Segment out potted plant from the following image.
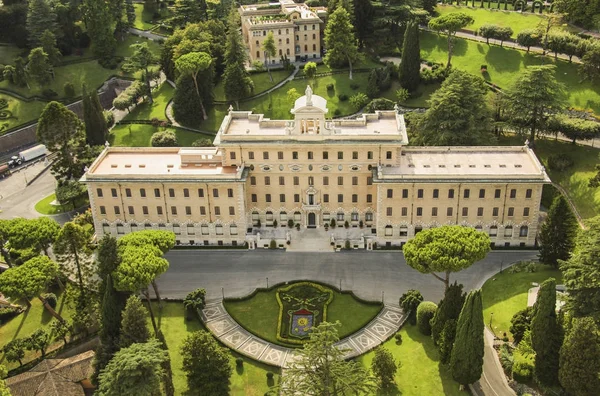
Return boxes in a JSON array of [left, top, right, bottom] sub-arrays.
[[256, 219, 261, 228], [295, 223, 300, 230], [359, 220, 364, 228], [273, 219, 278, 228], [288, 219, 294, 228], [330, 219, 336, 228], [344, 220, 349, 229]]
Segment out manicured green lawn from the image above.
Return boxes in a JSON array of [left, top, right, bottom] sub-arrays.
[[357, 325, 468, 396], [133, 3, 156, 31], [0, 290, 75, 370], [0, 95, 46, 133], [114, 34, 163, 58], [435, 5, 557, 38], [151, 302, 279, 396], [109, 123, 211, 147], [499, 134, 600, 219], [224, 285, 382, 348], [123, 83, 173, 121], [35, 193, 89, 215], [213, 69, 292, 102], [420, 31, 600, 114], [481, 262, 562, 341]]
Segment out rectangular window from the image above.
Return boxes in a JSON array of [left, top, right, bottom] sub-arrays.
[[171, 206, 177, 215], [352, 176, 358, 186], [338, 151, 343, 160], [323, 176, 329, 185], [323, 151, 328, 160], [200, 206, 206, 215], [495, 188, 501, 199], [114, 206, 120, 215], [386, 151, 392, 160], [293, 176, 299, 186], [154, 188, 161, 198], [280, 194, 285, 203], [230, 152, 236, 160], [323, 194, 329, 203], [293, 151, 298, 160], [366, 194, 372, 203], [111, 188, 117, 198], [169, 188, 175, 198], [526, 189, 532, 198], [523, 207, 530, 216], [264, 177, 270, 186], [417, 189, 423, 198], [229, 206, 235, 215], [464, 189, 470, 199], [198, 188, 204, 197], [227, 188, 233, 198], [128, 206, 134, 215], [140, 188, 146, 198], [294, 194, 300, 203], [157, 206, 163, 215], [447, 207, 453, 217], [386, 207, 392, 216], [432, 207, 438, 217], [338, 176, 343, 186], [143, 206, 148, 215], [367, 151, 373, 160], [100, 206, 106, 215], [433, 189, 439, 199], [448, 189, 455, 199], [185, 206, 191, 215], [462, 207, 468, 216], [367, 177, 373, 185], [250, 177, 256, 186], [248, 151, 254, 160], [386, 189, 393, 198], [213, 188, 219, 198], [308, 151, 313, 160], [416, 207, 423, 216], [402, 189, 408, 199], [263, 151, 269, 160], [96, 188, 103, 197], [251, 194, 257, 203], [338, 194, 343, 203], [479, 189, 485, 199], [510, 189, 517, 199], [477, 207, 484, 216], [125, 188, 132, 198], [352, 151, 358, 160], [183, 188, 189, 198], [508, 207, 514, 217], [278, 151, 283, 160], [214, 206, 221, 216], [266, 194, 271, 203], [402, 207, 408, 216], [352, 194, 358, 203], [493, 207, 499, 216]]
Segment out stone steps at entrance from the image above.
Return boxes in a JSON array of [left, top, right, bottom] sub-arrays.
[[287, 227, 334, 252]]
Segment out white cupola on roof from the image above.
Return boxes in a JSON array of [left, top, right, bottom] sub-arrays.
[[291, 85, 328, 114]]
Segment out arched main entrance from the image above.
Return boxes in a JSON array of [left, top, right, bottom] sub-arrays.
[[307, 213, 316, 228]]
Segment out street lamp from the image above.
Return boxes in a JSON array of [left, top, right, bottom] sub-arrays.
[[266, 277, 269, 288], [489, 312, 494, 336]]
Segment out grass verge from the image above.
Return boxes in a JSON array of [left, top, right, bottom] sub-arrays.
[[123, 83, 174, 121], [34, 193, 89, 215]]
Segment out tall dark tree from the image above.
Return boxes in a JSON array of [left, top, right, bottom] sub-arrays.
[[26, 0, 59, 47], [353, 0, 374, 47], [172, 75, 203, 127], [40, 30, 61, 66], [559, 317, 600, 395], [125, 0, 135, 27], [560, 216, 600, 322], [119, 295, 150, 348], [84, 0, 116, 61], [27, 48, 53, 86], [538, 195, 578, 267], [450, 289, 484, 387], [399, 289, 423, 325], [0, 2, 28, 48], [530, 278, 562, 386], [171, 0, 207, 28], [223, 7, 253, 108], [82, 86, 109, 146], [122, 43, 158, 104], [431, 282, 466, 347], [324, 7, 362, 79], [399, 20, 421, 92]]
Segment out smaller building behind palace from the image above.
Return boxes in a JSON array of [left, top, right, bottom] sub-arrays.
[[81, 86, 551, 249]]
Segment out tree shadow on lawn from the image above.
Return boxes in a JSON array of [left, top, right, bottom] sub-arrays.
[[485, 46, 521, 73], [8, 305, 31, 343], [403, 324, 439, 362]]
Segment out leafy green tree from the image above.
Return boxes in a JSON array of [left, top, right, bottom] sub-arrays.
[[26, 0, 59, 47], [431, 282, 465, 346], [125, 0, 135, 27], [350, 92, 369, 110], [0, 219, 16, 267], [97, 340, 168, 396], [399, 20, 420, 92], [554, 0, 600, 30], [40, 30, 61, 66], [580, 41, 600, 82], [151, 130, 178, 147], [371, 347, 398, 389], [548, 113, 600, 143], [82, 85, 108, 146], [261, 31, 277, 82], [183, 288, 206, 313], [450, 289, 484, 387], [399, 289, 423, 325], [281, 321, 376, 395], [119, 295, 150, 348], [538, 195, 578, 267], [478, 24, 500, 45], [37, 101, 86, 181], [13, 57, 27, 88], [438, 319, 457, 364], [366, 69, 380, 98], [3, 339, 26, 367], [559, 317, 600, 395], [6, 217, 60, 257], [509, 307, 533, 345], [0, 364, 11, 396], [403, 225, 490, 290], [26, 328, 51, 358], [56, 180, 86, 210], [172, 75, 204, 126], [96, 235, 121, 291], [504, 65, 567, 145], [54, 222, 91, 305], [50, 319, 70, 346], [287, 88, 301, 105], [530, 278, 562, 386], [223, 8, 253, 108], [353, 0, 374, 47], [428, 12, 474, 67], [414, 69, 492, 146], [171, 0, 206, 28], [180, 330, 232, 395], [27, 47, 53, 86], [84, 0, 116, 61], [494, 26, 513, 48], [304, 61, 317, 79], [516, 29, 542, 53], [324, 7, 363, 79], [175, 52, 212, 120], [122, 43, 158, 104], [416, 301, 437, 336]]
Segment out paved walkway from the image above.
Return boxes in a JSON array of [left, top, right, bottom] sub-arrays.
[[200, 300, 405, 367], [128, 27, 164, 41]]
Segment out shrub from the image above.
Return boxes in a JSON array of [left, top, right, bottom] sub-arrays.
[[338, 93, 348, 102], [99, 57, 118, 69], [41, 88, 58, 99], [266, 372, 274, 380], [41, 293, 57, 309], [183, 288, 206, 312], [344, 220, 349, 228], [499, 344, 514, 375], [0, 307, 21, 323], [295, 223, 300, 230], [256, 219, 261, 228], [394, 333, 402, 344], [251, 60, 265, 72], [330, 219, 336, 228], [416, 301, 437, 335], [334, 109, 341, 116], [349, 93, 369, 111], [548, 153, 574, 171], [236, 358, 243, 368], [287, 219, 294, 228], [63, 82, 75, 97], [326, 83, 334, 91], [349, 82, 359, 90], [151, 130, 178, 147], [365, 98, 395, 113], [273, 219, 278, 227], [269, 239, 276, 249], [104, 110, 115, 128], [151, 117, 161, 127], [512, 359, 534, 383], [344, 240, 350, 249]]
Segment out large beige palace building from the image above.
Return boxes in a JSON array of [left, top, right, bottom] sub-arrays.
[[81, 87, 550, 249], [240, 0, 325, 64]]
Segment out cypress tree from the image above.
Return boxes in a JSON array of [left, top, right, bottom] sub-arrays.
[[366, 69, 379, 98], [83, 86, 108, 146], [530, 278, 562, 387], [438, 319, 457, 364], [93, 275, 123, 383], [431, 282, 466, 346], [26, 0, 59, 48], [398, 20, 421, 93], [559, 317, 600, 395], [538, 195, 578, 267], [223, 7, 253, 108], [450, 289, 484, 387], [172, 75, 203, 127], [120, 295, 150, 348]]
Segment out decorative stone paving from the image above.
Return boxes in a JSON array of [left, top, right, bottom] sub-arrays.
[[201, 301, 406, 368]]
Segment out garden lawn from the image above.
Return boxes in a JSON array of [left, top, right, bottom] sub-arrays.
[[481, 262, 562, 341], [0, 95, 46, 133], [35, 193, 89, 215], [499, 135, 600, 219], [420, 31, 600, 114], [109, 123, 212, 147], [357, 325, 468, 396], [224, 286, 382, 348], [435, 5, 557, 38], [213, 69, 292, 102], [133, 3, 156, 31], [115, 34, 163, 58], [150, 302, 279, 396], [0, 290, 75, 370], [380, 80, 440, 108], [123, 83, 173, 121]]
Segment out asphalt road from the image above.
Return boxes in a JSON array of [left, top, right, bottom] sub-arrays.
[[157, 250, 538, 303], [0, 162, 56, 220]]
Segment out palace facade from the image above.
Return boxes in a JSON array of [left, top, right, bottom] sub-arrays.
[[81, 86, 550, 248]]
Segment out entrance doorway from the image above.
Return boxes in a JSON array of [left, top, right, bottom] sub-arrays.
[[307, 213, 316, 228]]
